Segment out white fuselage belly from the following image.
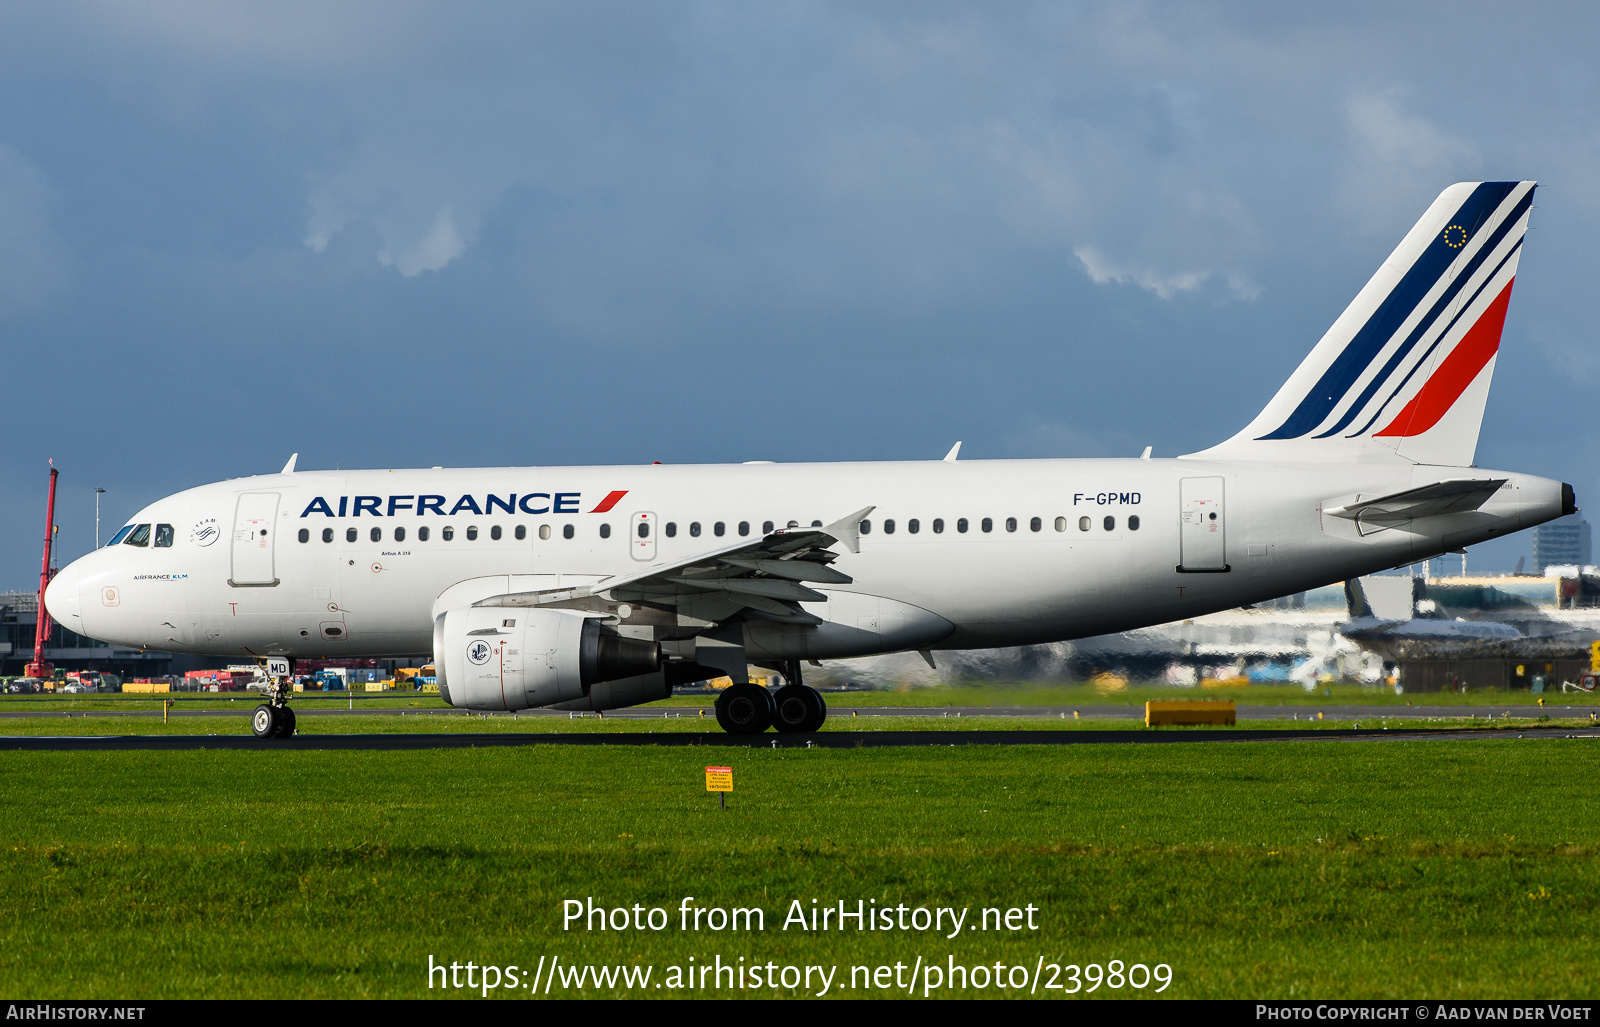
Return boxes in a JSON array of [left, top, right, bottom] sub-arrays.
[[55, 457, 1564, 665]]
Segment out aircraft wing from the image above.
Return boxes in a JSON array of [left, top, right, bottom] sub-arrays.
[[1324, 479, 1506, 529], [473, 505, 875, 625]]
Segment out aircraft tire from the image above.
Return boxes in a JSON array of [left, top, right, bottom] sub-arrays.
[[252, 703, 277, 739], [772, 684, 826, 733], [715, 683, 773, 734], [272, 706, 297, 738]]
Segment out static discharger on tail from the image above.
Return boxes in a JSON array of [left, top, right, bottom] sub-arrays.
[[44, 181, 1573, 736]]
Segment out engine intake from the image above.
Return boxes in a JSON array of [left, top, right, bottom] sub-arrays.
[[434, 607, 661, 711]]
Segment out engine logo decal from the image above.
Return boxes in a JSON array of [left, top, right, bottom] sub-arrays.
[[466, 640, 493, 666]]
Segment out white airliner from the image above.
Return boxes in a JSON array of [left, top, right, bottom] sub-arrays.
[[45, 181, 1572, 737]]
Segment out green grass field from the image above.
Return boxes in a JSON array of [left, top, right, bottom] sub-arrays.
[[0, 737, 1596, 999]]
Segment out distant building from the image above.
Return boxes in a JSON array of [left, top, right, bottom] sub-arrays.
[[1533, 514, 1591, 575]]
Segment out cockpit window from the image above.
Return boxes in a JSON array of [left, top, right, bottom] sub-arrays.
[[154, 524, 174, 548], [107, 525, 135, 546], [124, 524, 151, 547]]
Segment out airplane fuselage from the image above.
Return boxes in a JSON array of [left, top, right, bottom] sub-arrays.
[[46, 457, 1568, 667]]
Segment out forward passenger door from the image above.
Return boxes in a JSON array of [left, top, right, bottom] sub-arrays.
[[230, 493, 280, 586]]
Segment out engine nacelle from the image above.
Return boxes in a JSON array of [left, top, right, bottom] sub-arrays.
[[434, 607, 661, 711]]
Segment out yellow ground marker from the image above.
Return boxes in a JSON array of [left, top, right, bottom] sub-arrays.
[[1145, 700, 1236, 727]]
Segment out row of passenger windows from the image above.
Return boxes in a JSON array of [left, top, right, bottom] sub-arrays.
[[295, 519, 799, 544], [114, 514, 1141, 551], [293, 513, 1140, 545], [859, 515, 1138, 534], [298, 524, 564, 543]]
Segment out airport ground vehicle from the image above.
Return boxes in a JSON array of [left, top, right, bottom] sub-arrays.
[[44, 182, 1571, 736]]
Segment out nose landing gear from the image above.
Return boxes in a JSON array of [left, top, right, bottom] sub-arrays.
[[251, 658, 297, 739], [251, 702, 296, 738]]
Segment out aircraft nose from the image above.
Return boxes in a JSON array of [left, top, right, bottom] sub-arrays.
[[43, 560, 82, 631]]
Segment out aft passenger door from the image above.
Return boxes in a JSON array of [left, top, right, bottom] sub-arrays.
[[1178, 477, 1228, 572], [230, 493, 280, 586], [630, 511, 657, 561]]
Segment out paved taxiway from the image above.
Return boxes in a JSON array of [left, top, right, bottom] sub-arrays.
[[3, 726, 1599, 751], [3, 703, 1595, 720]]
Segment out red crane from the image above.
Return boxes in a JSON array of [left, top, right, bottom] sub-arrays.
[[25, 463, 58, 680]]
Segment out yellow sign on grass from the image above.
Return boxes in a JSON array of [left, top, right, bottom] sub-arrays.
[[705, 766, 733, 792]]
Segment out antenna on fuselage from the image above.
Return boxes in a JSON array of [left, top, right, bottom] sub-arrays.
[[281, 453, 298, 474], [943, 442, 961, 462]]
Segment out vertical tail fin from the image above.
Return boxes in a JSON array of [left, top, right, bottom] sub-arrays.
[[1189, 181, 1535, 466], [1344, 578, 1375, 618]]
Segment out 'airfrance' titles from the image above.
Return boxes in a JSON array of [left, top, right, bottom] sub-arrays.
[[301, 490, 628, 518]]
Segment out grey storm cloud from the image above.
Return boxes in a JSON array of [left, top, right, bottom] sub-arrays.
[[2, 1, 1599, 582]]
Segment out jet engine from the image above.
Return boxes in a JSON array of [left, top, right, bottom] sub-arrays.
[[434, 607, 661, 711]]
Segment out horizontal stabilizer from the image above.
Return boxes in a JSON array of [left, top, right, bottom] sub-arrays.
[[1324, 478, 1505, 530]]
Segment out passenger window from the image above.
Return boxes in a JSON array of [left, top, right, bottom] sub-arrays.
[[884, 519, 896, 534], [714, 522, 725, 537], [563, 524, 575, 539], [488, 525, 500, 540], [981, 518, 993, 533], [738, 521, 750, 536], [908, 519, 920, 534], [1006, 517, 1017, 533], [787, 521, 799, 529], [322, 528, 334, 543], [466, 526, 479, 541], [1129, 515, 1141, 531], [346, 527, 358, 543], [1030, 517, 1041, 532], [690, 522, 702, 537], [637, 522, 650, 538], [515, 525, 526, 540], [762, 521, 774, 534], [599, 524, 611, 539], [1079, 517, 1090, 531], [538, 525, 550, 540], [154, 524, 175, 547], [1104, 516, 1115, 531], [1055, 517, 1067, 532], [811, 520, 823, 527], [443, 526, 455, 541], [932, 518, 944, 534], [371, 527, 382, 542], [125, 524, 151, 547], [859, 520, 872, 534], [419, 526, 430, 541], [957, 518, 968, 533], [665, 522, 678, 538], [107, 525, 135, 546], [298, 528, 309, 544], [395, 526, 406, 542]]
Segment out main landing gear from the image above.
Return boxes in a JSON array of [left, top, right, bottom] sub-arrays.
[[251, 661, 297, 739], [713, 660, 826, 735]]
